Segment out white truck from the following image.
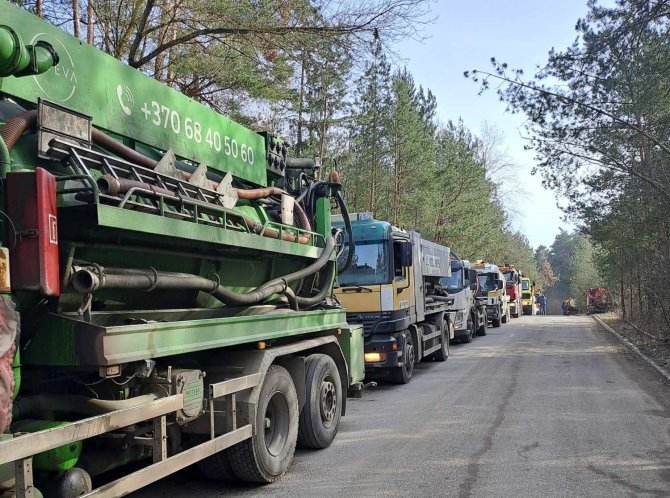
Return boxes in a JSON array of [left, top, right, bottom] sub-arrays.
[[472, 261, 510, 328], [440, 257, 487, 343]]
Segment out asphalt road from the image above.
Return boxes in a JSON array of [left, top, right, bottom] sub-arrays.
[[136, 315, 670, 497]]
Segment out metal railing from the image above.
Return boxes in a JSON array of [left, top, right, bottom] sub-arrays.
[[0, 373, 261, 497]]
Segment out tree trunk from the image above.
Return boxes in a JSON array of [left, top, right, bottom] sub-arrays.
[[296, 56, 305, 157], [73, 0, 81, 39], [86, 0, 94, 44], [36, 0, 43, 17], [620, 271, 626, 320]]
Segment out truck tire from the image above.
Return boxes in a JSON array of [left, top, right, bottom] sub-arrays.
[[228, 365, 298, 483], [297, 354, 342, 449], [391, 331, 415, 384], [432, 321, 449, 361], [513, 302, 520, 318], [462, 319, 474, 343], [477, 315, 487, 336], [492, 312, 502, 328], [198, 448, 237, 481], [501, 306, 508, 324]]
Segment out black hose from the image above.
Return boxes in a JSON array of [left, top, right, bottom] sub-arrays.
[[334, 190, 354, 274], [72, 237, 336, 307], [295, 261, 336, 308], [285, 157, 317, 170]]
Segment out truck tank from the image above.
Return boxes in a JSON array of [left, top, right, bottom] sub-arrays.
[[0, 2, 362, 495]]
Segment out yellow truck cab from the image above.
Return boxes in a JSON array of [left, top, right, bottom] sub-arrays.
[[473, 261, 510, 327], [333, 213, 452, 384], [521, 277, 536, 315]]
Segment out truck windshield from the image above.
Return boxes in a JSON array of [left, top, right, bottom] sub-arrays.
[[441, 267, 463, 292], [338, 240, 391, 286], [503, 271, 515, 283], [478, 273, 497, 292], [522, 280, 530, 290]]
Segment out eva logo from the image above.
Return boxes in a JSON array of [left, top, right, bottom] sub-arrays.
[[31, 33, 77, 103]]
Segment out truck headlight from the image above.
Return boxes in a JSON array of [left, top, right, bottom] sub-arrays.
[[364, 352, 386, 363]]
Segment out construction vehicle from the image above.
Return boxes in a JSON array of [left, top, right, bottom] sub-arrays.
[[586, 286, 611, 314], [473, 261, 510, 327], [334, 213, 452, 384], [0, 3, 365, 496], [500, 264, 522, 318], [562, 298, 578, 315], [521, 277, 536, 315], [441, 256, 487, 343]]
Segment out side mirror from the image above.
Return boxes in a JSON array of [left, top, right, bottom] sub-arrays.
[[495, 279, 504, 290], [469, 269, 478, 285], [398, 241, 412, 267], [532, 280, 536, 287], [469, 281, 477, 291]]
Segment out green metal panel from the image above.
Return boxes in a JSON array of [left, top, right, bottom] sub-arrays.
[[0, 0, 267, 185], [24, 309, 349, 366], [336, 326, 364, 384], [85, 204, 325, 260]]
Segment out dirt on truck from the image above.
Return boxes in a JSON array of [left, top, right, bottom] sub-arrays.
[[0, 3, 364, 496]]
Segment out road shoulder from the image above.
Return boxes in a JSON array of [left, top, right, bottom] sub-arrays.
[[592, 314, 670, 383]]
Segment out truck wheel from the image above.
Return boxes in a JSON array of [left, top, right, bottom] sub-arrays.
[[391, 331, 415, 384], [462, 319, 474, 343], [432, 322, 449, 361], [477, 316, 487, 336], [501, 307, 508, 324], [198, 448, 237, 481], [228, 365, 298, 483], [297, 354, 342, 449], [492, 314, 502, 328]]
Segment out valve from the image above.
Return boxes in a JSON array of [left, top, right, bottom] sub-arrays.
[[0, 25, 59, 77]]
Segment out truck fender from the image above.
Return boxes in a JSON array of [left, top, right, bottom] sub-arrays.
[[184, 336, 348, 435]]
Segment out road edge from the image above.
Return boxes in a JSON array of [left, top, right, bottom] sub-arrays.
[[592, 315, 670, 383]]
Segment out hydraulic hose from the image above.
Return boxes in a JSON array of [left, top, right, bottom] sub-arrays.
[[71, 236, 336, 307], [334, 190, 354, 274], [295, 260, 336, 307]]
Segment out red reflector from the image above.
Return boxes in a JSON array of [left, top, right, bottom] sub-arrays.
[[6, 168, 60, 296]]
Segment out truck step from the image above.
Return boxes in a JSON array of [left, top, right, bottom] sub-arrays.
[[422, 343, 442, 356], [422, 329, 442, 342]]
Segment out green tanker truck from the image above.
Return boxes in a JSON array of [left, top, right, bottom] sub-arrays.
[[0, 2, 364, 496]]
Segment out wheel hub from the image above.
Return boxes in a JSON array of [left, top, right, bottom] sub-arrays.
[[406, 344, 415, 372], [320, 378, 337, 427], [264, 391, 290, 457]]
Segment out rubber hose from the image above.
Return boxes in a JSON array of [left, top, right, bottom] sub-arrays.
[[295, 260, 336, 307], [285, 157, 316, 170], [334, 190, 354, 274], [252, 236, 335, 293], [0, 109, 37, 151], [91, 128, 158, 169], [71, 237, 335, 306]]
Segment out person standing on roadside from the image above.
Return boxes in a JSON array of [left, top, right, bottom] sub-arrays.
[[539, 293, 547, 315]]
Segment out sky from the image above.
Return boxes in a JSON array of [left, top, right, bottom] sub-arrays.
[[397, 0, 593, 249]]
